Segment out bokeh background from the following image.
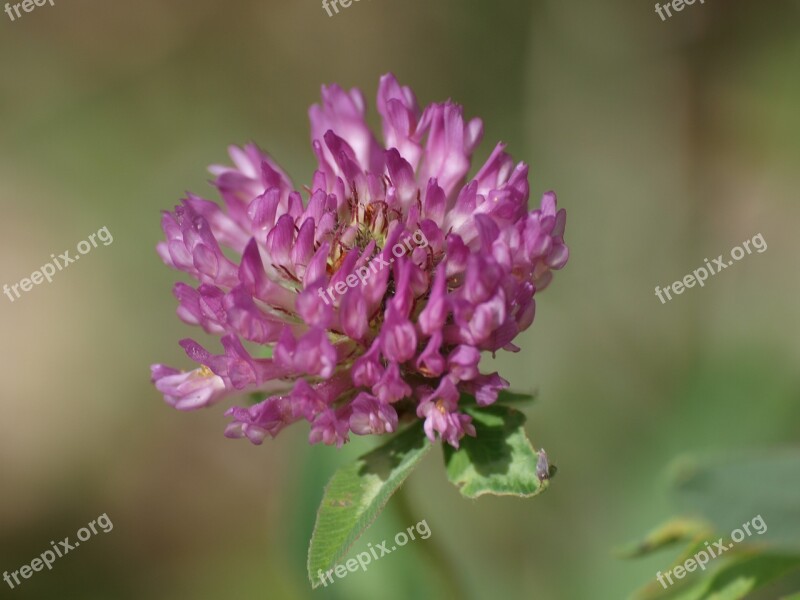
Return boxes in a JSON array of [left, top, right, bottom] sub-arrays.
[[1, 0, 799, 598]]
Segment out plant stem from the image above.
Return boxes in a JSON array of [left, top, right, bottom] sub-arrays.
[[393, 484, 470, 599]]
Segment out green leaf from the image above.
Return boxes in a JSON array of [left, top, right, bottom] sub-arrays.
[[668, 554, 800, 600], [618, 517, 711, 559], [443, 404, 552, 498], [459, 389, 537, 408], [678, 577, 753, 600], [627, 450, 800, 600], [307, 423, 432, 587], [496, 389, 538, 405], [631, 550, 800, 600], [670, 449, 800, 553]]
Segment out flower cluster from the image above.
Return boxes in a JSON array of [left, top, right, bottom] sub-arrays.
[[151, 74, 568, 449]]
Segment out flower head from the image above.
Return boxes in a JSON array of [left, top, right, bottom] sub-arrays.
[[151, 74, 568, 448]]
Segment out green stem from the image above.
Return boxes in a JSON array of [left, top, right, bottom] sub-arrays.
[[393, 484, 470, 600]]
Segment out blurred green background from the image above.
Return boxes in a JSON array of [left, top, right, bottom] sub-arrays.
[[1, 0, 799, 598]]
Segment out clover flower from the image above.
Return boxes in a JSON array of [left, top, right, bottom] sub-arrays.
[[151, 74, 568, 449]]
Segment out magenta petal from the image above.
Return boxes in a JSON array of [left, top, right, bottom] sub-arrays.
[[377, 73, 422, 169], [296, 283, 333, 329], [247, 188, 281, 231], [291, 217, 317, 276], [224, 286, 282, 343], [349, 393, 398, 435], [352, 340, 384, 387], [447, 345, 481, 381], [309, 408, 351, 448], [265, 214, 296, 271], [373, 362, 412, 404], [416, 331, 446, 377], [380, 306, 417, 363], [418, 263, 448, 335], [416, 102, 481, 198], [304, 242, 332, 288], [473, 143, 515, 195], [422, 178, 446, 226], [339, 286, 369, 341], [311, 83, 383, 175], [173, 283, 227, 334], [151, 364, 227, 410], [385, 148, 417, 210]]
